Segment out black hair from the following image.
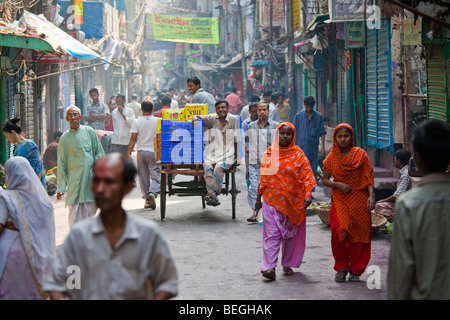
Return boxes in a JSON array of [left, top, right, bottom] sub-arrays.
[[232, 87, 238, 93], [120, 153, 137, 184], [89, 88, 99, 95], [161, 96, 172, 107], [187, 76, 201, 86], [257, 102, 269, 108], [141, 99, 154, 113], [412, 120, 450, 173], [303, 96, 315, 108], [250, 94, 261, 103], [248, 103, 258, 110], [2, 117, 22, 134], [335, 126, 352, 136], [394, 149, 411, 166], [271, 93, 279, 101], [93, 153, 137, 185], [263, 90, 272, 97], [53, 131, 63, 140], [116, 93, 126, 100], [215, 100, 229, 108]]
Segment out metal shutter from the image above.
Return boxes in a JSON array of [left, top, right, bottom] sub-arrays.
[[6, 76, 16, 159], [426, 45, 447, 122], [336, 45, 347, 124], [365, 21, 393, 151]]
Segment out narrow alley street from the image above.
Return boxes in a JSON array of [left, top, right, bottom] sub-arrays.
[[52, 153, 390, 300]]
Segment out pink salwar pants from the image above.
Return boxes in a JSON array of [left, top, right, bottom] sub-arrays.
[[261, 201, 306, 272]]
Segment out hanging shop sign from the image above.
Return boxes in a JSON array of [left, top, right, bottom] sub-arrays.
[[151, 14, 220, 44], [346, 49, 352, 69], [403, 17, 422, 46], [293, 0, 301, 31], [186, 49, 201, 67], [58, 0, 104, 39], [328, 0, 365, 22], [345, 21, 365, 48]]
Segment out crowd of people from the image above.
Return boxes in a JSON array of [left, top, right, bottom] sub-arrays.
[[1, 74, 449, 300]]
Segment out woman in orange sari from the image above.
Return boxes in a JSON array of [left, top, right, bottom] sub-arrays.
[[255, 122, 316, 280], [322, 123, 375, 282]]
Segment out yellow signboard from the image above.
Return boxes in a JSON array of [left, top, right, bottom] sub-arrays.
[[293, 0, 301, 31]]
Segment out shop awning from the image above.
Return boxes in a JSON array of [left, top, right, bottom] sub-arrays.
[[307, 14, 330, 30], [219, 52, 252, 69], [19, 10, 105, 61], [189, 62, 218, 72], [0, 33, 55, 53]]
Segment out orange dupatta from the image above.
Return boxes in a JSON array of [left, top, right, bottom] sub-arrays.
[[258, 122, 316, 226], [323, 123, 374, 243]]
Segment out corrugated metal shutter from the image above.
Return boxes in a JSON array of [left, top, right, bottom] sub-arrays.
[[26, 81, 35, 142], [5, 76, 16, 159], [365, 21, 393, 151], [70, 72, 76, 107], [336, 45, 347, 124], [426, 45, 447, 121]]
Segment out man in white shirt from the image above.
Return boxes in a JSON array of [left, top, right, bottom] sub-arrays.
[[111, 93, 135, 154], [44, 152, 178, 300], [126, 94, 141, 118], [128, 99, 160, 210]]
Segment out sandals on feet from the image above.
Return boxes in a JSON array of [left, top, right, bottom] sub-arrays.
[[334, 269, 348, 282], [247, 214, 258, 223], [282, 267, 294, 276], [206, 195, 221, 207], [348, 271, 360, 282], [262, 268, 276, 281]]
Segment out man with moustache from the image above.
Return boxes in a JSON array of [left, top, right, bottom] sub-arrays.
[[45, 153, 178, 300], [57, 106, 105, 228]]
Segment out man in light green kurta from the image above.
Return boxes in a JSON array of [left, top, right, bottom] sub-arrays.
[[57, 106, 105, 228]]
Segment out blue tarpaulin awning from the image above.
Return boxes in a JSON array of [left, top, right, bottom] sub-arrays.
[[20, 10, 106, 62]]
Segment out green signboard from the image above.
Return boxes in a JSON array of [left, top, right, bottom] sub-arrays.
[[151, 14, 220, 44]]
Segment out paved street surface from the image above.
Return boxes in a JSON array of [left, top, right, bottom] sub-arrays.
[[52, 155, 390, 300]]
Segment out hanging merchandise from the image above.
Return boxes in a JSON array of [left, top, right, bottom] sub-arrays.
[[346, 49, 352, 69]]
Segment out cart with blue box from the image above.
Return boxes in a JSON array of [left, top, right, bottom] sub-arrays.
[[157, 119, 240, 221]]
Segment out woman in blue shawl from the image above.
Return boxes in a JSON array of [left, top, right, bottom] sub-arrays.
[[0, 157, 55, 299], [2, 118, 46, 187]]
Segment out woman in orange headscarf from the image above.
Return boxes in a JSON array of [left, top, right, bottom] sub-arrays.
[[255, 122, 316, 280], [322, 123, 375, 282]]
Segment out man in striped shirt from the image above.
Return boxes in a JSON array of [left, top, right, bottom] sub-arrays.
[[293, 96, 326, 190]]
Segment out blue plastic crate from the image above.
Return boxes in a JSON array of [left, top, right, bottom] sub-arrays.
[[161, 141, 203, 164], [161, 132, 204, 143], [160, 120, 202, 134]]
